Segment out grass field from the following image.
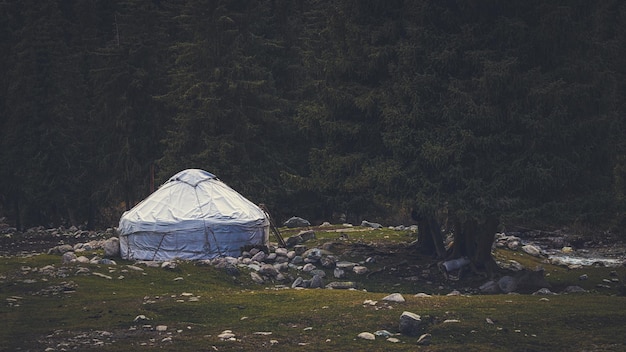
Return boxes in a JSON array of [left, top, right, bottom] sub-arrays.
[[1, 226, 625, 351]]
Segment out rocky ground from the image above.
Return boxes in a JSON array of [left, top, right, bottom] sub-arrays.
[[2, 221, 626, 351]]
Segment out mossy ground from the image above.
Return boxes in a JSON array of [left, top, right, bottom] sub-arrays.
[[1, 226, 625, 351]]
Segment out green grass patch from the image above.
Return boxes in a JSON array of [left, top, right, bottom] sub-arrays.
[[2, 227, 626, 351]]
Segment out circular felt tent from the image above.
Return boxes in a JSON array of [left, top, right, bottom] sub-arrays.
[[118, 169, 269, 261]]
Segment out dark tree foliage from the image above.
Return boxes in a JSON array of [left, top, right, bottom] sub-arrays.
[[0, 1, 624, 273]]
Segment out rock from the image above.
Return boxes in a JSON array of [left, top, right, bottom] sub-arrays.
[[218, 330, 236, 340], [382, 293, 405, 303], [93, 272, 113, 280], [293, 245, 307, 255], [251, 272, 265, 284], [302, 263, 316, 272], [522, 244, 543, 257], [325, 281, 357, 290], [251, 251, 266, 262], [479, 280, 501, 294], [274, 262, 289, 272], [49, 244, 74, 255], [353, 266, 369, 275], [265, 253, 277, 263], [320, 256, 337, 268], [310, 269, 326, 278], [336, 261, 358, 269], [291, 277, 304, 288], [361, 220, 382, 229], [416, 333, 432, 345], [333, 268, 345, 278], [259, 264, 279, 277], [222, 263, 240, 276], [134, 315, 149, 322], [99, 258, 117, 265], [103, 237, 120, 257], [399, 311, 422, 336], [532, 288, 556, 295], [357, 332, 376, 340], [562, 285, 587, 294], [275, 247, 288, 256], [303, 248, 322, 261], [155, 325, 167, 332], [283, 216, 311, 228], [309, 274, 324, 289], [62, 251, 77, 264], [498, 276, 518, 293]]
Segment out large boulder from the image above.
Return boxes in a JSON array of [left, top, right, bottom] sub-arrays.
[[399, 311, 423, 336], [283, 216, 311, 228], [104, 237, 120, 257]]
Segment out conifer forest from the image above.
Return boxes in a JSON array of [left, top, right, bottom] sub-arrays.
[[1, 0, 625, 238]]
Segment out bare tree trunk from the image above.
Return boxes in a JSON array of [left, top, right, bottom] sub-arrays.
[[449, 216, 500, 278]]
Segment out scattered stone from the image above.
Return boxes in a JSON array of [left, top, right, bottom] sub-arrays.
[[374, 330, 393, 337], [562, 285, 587, 294], [357, 332, 375, 340], [522, 244, 543, 257], [333, 268, 345, 278], [48, 244, 74, 255], [416, 333, 432, 345], [61, 251, 77, 264], [259, 264, 279, 277], [99, 258, 117, 265], [382, 293, 405, 302], [283, 216, 311, 228], [218, 330, 236, 340], [532, 288, 556, 295], [251, 251, 267, 262], [399, 311, 422, 336], [251, 272, 265, 284], [134, 315, 149, 322], [361, 220, 382, 229], [414, 293, 432, 297], [302, 263, 316, 272], [155, 325, 167, 332], [93, 272, 113, 280], [309, 274, 324, 289], [161, 261, 177, 269], [479, 280, 501, 294], [353, 266, 369, 275], [325, 281, 357, 290]]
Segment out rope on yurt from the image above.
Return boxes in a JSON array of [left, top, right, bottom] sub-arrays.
[[152, 233, 167, 261]]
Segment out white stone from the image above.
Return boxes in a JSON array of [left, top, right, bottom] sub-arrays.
[[357, 332, 375, 340], [382, 293, 405, 302], [353, 266, 369, 275], [522, 244, 542, 257]]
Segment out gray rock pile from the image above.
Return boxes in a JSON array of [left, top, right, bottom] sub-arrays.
[[199, 232, 366, 290]]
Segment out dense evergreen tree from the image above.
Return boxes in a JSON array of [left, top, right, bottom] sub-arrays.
[[0, 1, 624, 271]]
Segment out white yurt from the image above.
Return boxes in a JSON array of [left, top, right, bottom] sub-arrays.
[[118, 169, 269, 261]]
